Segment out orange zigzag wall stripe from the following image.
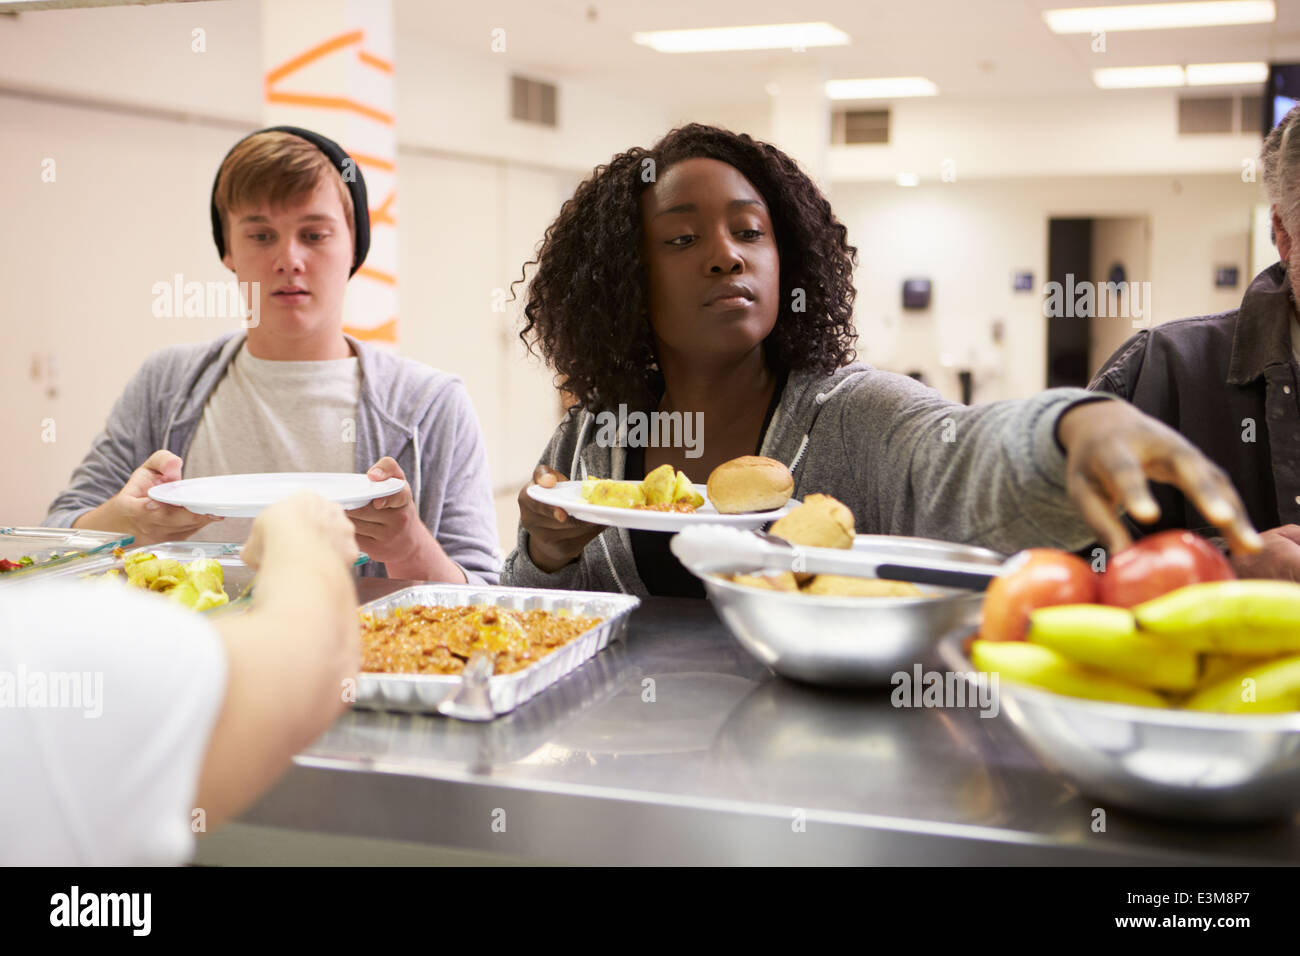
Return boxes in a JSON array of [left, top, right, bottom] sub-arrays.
[[370, 192, 396, 226], [264, 30, 394, 126], [265, 30, 362, 88], [344, 318, 398, 343], [267, 29, 399, 341]]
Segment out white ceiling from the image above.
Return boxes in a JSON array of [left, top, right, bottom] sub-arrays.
[[397, 0, 1300, 109]]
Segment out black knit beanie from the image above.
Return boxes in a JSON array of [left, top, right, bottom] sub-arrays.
[[210, 125, 370, 276]]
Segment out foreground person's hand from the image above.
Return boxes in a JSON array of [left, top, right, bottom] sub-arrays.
[[1229, 525, 1300, 581], [74, 450, 221, 545], [200, 490, 359, 832], [241, 490, 358, 572], [520, 465, 604, 573], [1056, 400, 1262, 556]]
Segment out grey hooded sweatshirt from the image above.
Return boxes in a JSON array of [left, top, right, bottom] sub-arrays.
[[501, 364, 1110, 597]]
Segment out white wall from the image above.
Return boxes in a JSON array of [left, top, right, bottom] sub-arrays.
[[834, 173, 1262, 403], [1090, 217, 1152, 378]]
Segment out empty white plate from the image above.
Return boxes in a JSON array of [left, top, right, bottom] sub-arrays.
[[148, 472, 407, 518]]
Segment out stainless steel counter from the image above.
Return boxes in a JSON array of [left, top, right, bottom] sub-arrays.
[[198, 583, 1300, 865]]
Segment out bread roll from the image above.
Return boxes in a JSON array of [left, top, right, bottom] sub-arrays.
[[706, 456, 793, 514], [729, 571, 800, 592], [768, 493, 855, 549], [802, 575, 923, 598]]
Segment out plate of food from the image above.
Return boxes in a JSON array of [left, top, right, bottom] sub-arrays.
[[526, 456, 798, 532], [147, 472, 406, 518]]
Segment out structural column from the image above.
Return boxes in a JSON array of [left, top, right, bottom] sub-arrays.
[[261, 0, 398, 344]]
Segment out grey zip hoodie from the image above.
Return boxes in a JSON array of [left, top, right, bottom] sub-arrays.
[[42, 332, 501, 583], [501, 364, 1109, 596]]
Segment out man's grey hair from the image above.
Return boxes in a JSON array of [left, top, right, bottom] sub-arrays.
[[1262, 103, 1300, 241]]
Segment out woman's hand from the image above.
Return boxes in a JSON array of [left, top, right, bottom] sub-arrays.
[[1057, 400, 1262, 556], [242, 490, 358, 572], [519, 465, 603, 573]]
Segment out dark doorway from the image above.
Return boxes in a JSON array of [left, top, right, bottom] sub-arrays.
[[1046, 218, 1092, 388]]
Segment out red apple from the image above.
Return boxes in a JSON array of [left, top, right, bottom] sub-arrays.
[[980, 549, 1098, 642], [1098, 530, 1235, 608]]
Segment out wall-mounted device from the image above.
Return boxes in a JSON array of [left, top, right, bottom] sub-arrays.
[[1215, 266, 1239, 288], [902, 278, 931, 310]]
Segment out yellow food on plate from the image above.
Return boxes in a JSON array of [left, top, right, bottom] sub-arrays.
[[706, 456, 793, 514], [642, 463, 677, 505], [768, 493, 855, 549], [584, 478, 647, 509], [672, 469, 705, 509], [580, 463, 704, 512]]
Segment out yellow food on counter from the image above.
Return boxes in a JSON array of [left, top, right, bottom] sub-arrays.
[[106, 551, 229, 611]]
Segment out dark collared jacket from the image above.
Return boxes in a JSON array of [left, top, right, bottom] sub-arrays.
[[1089, 263, 1300, 537]]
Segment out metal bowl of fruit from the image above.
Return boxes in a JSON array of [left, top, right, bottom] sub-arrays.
[[950, 534, 1300, 822]]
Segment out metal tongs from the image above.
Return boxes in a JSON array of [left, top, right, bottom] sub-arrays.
[[671, 525, 1016, 591], [438, 650, 499, 721]]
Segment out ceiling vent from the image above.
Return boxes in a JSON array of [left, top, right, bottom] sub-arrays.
[[511, 75, 557, 127], [832, 108, 890, 144], [1178, 93, 1261, 135]]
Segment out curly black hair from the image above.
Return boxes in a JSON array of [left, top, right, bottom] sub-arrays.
[[515, 123, 859, 412]]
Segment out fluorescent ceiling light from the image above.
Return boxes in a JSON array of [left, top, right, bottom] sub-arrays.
[[1093, 65, 1186, 88], [826, 77, 939, 100], [896, 173, 920, 187], [632, 22, 850, 53], [1186, 61, 1268, 85], [1094, 61, 1268, 88], [0, 0, 196, 9], [1044, 1, 1275, 33]]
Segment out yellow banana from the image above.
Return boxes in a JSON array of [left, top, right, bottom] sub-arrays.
[[1183, 653, 1300, 714], [1134, 580, 1300, 654], [1028, 604, 1198, 691], [1194, 653, 1279, 690], [971, 640, 1167, 708]]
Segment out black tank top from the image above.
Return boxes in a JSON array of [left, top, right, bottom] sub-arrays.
[[625, 374, 788, 598]]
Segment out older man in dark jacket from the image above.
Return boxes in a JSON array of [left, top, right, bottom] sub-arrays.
[[1090, 106, 1300, 579]]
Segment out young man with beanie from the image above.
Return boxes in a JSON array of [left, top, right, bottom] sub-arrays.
[[44, 127, 500, 583]]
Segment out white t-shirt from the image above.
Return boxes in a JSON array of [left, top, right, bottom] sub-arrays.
[[184, 344, 362, 542], [0, 581, 226, 865]]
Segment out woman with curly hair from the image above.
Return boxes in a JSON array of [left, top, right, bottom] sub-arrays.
[[503, 124, 1258, 597]]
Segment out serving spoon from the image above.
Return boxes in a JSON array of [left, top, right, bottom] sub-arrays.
[[671, 525, 1022, 591]]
